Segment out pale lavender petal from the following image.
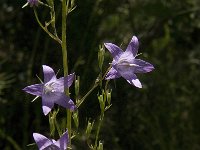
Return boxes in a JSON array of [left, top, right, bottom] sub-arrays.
[[43, 65, 56, 83], [105, 67, 121, 80], [104, 43, 123, 60], [120, 71, 142, 88], [54, 130, 69, 150], [125, 36, 139, 57], [23, 84, 43, 96], [57, 73, 75, 89], [42, 94, 54, 115], [52, 92, 76, 111], [33, 133, 52, 150], [133, 59, 155, 73]]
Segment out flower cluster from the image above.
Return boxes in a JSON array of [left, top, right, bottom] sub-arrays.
[[23, 65, 74, 149], [23, 35, 154, 149]]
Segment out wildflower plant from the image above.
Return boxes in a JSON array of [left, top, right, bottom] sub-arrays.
[[22, 0, 154, 149]]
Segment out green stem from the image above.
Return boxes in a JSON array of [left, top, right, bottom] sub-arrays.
[[77, 65, 111, 108], [33, 8, 62, 44], [77, 83, 99, 108], [94, 113, 104, 149], [62, 0, 71, 149]]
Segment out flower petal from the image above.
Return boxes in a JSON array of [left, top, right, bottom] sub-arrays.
[[105, 67, 121, 80], [44, 145, 60, 150], [33, 133, 52, 150], [125, 36, 139, 57], [53, 92, 76, 111], [23, 84, 43, 96], [120, 71, 142, 88], [104, 43, 123, 60], [54, 130, 69, 150], [133, 59, 155, 73], [42, 94, 54, 115], [57, 73, 75, 89], [43, 65, 56, 83]]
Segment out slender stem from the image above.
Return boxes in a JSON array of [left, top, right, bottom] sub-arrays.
[[94, 113, 104, 149], [33, 8, 62, 44], [77, 83, 99, 108], [62, 0, 71, 149], [77, 65, 111, 108]]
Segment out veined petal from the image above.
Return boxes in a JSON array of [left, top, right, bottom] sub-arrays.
[[125, 36, 139, 57], [105, 67, 121, 80], [65, 73, 75, 88], [120, 71, 142, 88], [33, 133, 53, 150], [52, 92, 76, 111], [43, 65, 56, 83], [54, 130, 69, 150], [23, 84, 43, 96], [42, 94, 54, 115], [133, 59, 154, 73], [57, 73, 75, 89], [104, 43, 123, 60]]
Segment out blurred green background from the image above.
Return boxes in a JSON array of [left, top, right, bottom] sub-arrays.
[[0, 0, 200, 149]]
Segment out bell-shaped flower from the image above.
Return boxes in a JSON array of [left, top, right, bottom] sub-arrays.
[[23, 65, 76, 115], [104, 36, 154, 88], [33, 130, 69, 150]]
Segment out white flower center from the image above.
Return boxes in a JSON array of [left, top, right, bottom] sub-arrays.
[[44, 82, 55, 94], [117, 58, 139, 67]]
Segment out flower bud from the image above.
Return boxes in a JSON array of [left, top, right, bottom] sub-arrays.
[[98, 95, 105, 112], [75, 76, 80, 97], [97, 141, 103, 150], [46, 0, 53, 7], [106, 90, 112, 105], [72, 111, 79, 129], [85, 121, 94, 139], [98, 45, 105, 70]]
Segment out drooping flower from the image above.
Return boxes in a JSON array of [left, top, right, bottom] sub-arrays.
[[104, 36, 154, 88], [27, 0, 39, 7], [33, 130, 69, 150], [23, 65, 76, 115]]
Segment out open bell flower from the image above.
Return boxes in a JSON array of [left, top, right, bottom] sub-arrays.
[[104, 36, 154, 88], [23, 65, 76, 115], [33, 130, 69, 150]]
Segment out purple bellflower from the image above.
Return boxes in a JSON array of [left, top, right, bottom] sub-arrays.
[[23, 65, 76, 115], [27, 0, 39, 7], [104, 36, 154, 88], [33, 130, 69, 150]]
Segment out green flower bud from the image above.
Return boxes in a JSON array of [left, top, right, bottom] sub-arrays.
[[97, 141, 103, 150], [72, 111, 79, 129], [86, 121, 94, 139], [75, 76, 80, 97], [106, 90, 112, 105], [98, 94, 105, 112], [98, 45, 105, 70]]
